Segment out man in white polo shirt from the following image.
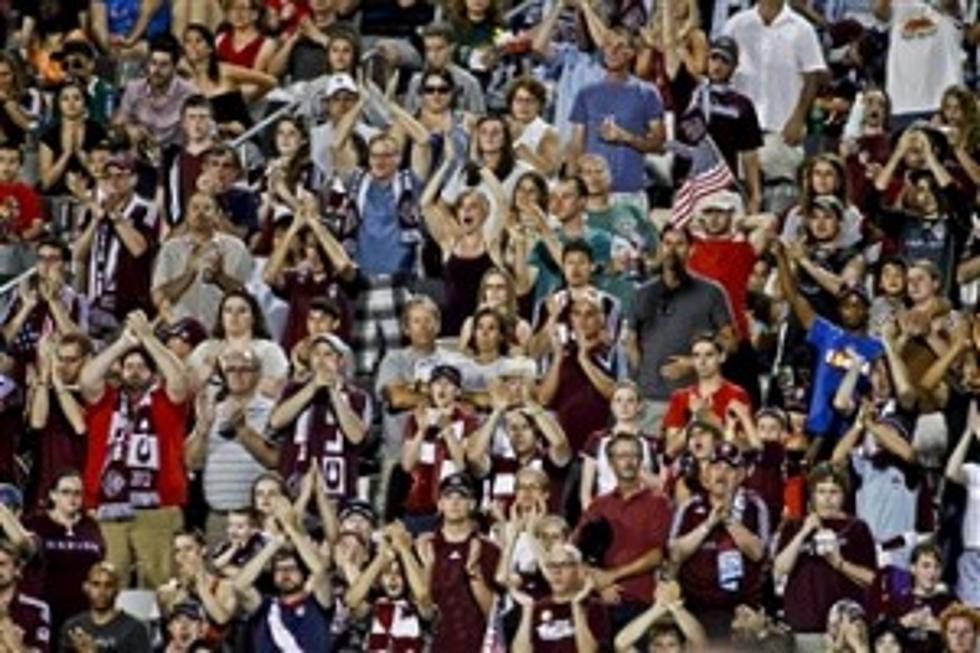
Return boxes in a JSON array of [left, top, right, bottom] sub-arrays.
[[723, 0, 828, 185]]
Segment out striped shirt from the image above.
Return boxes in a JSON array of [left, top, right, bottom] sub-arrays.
[[203, 395, 275, 511]]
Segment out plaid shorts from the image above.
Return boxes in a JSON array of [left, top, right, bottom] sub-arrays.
[[350, 275, 411, 378]]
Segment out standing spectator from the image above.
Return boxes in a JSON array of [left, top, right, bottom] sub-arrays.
[[567, 26, 666, 211], [271, 333, 370, 500], [614, 579, 709, 651], [773, 463, 878, 651], [399, 365, 480, 533], [23, 469, 104, 639], [0, 141, 43, 282], [404, 23, 486, 115], [662, 332, 752, 456], [79, 311, 190, 589], [538, 292, 621, 453], [575, 432, 673, 630], [38, 80, 107, 196], [339, 133, 425, 377], [114, 34, 198, 150], [74, 153, 159, 337], [626, 225, 735, 432], [186, 349, 278, 541], [159, 95, 219, 228], [669, 442, 770, 638], [511, 543, 610, 652], [416, 473, 500, 652], [944, 403, 980, 606], [60, 562, 152, 652], [669, 36, 764, 212], [152, 190, 252, 329], [723, 0, 827, 176], [25, 334, 91, 511], [216, 0, 276, 71], [939, 603, 980, 653]]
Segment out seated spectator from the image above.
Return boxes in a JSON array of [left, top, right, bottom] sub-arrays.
[[60, 561, 151, 652], [773, 462, 878, 650], [160, 600, 209, 653], [0, 53, 39, 149], [90, 0, 172, 61]]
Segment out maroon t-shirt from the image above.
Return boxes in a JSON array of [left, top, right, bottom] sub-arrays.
[[277, 381, 370, 501], [776, 515, 878, 632], [22, 513, 105, 632], [9, 592, 51, 653], [575, 487, 672, 603], [429, 530, 500, 652], [26, 391, 87, 512], [530, 597, 610, 652], [547, 344, 615, 453], [669, 489, 770, 610]]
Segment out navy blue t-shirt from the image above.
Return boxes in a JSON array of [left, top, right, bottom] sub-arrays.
[[253, 594, 333, 652]]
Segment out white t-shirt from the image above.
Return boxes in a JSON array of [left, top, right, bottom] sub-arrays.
[[724, 4, 828, 132], [886, 0, 963, 115]]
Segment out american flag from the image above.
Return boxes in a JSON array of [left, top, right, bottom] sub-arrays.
[[669, 121, 736, 228]]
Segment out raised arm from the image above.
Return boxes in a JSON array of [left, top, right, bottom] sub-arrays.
[[772, 240, 816, 330], [79, 330, 138, 404], [127, 311, 190, 404], [946, 400, 978, 485], [531, 0, 568, 58]]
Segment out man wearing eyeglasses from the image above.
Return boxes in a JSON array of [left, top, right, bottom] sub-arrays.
[[185, 348, 277, 544]]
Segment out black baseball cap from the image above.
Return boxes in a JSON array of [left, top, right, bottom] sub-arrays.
[[710, 36, 739, 65], [439, 473, 475, 498], [339, 499, 376, 525], [429, 364, 462, 388]]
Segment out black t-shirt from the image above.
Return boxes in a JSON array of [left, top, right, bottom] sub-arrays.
[[39, 120, 107, 195], [18, 0, 87, 36], [671, 67, 764, 174], [59, 612, 152, 652]]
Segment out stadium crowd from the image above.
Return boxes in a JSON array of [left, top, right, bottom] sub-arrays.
[[0, 0, 978, 650]]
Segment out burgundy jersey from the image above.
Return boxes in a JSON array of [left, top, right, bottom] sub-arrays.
[[776, 515, 878, 633], [669, 489, 770, 610], [278, 382, 371, 501], [547, 344, 615, 453], [403, 408, 478, 515], [530, 597, 610, 652], [22, 513, 105, 632], [429, 530, 500, 651], [9, 592, 51, 653]]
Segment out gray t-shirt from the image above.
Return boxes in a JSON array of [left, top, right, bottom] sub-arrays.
[[630, 274, 733, 400], [60, 611, 151, 652]]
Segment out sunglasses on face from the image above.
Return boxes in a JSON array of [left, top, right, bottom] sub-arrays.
[[423, 85, 452, 95]]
